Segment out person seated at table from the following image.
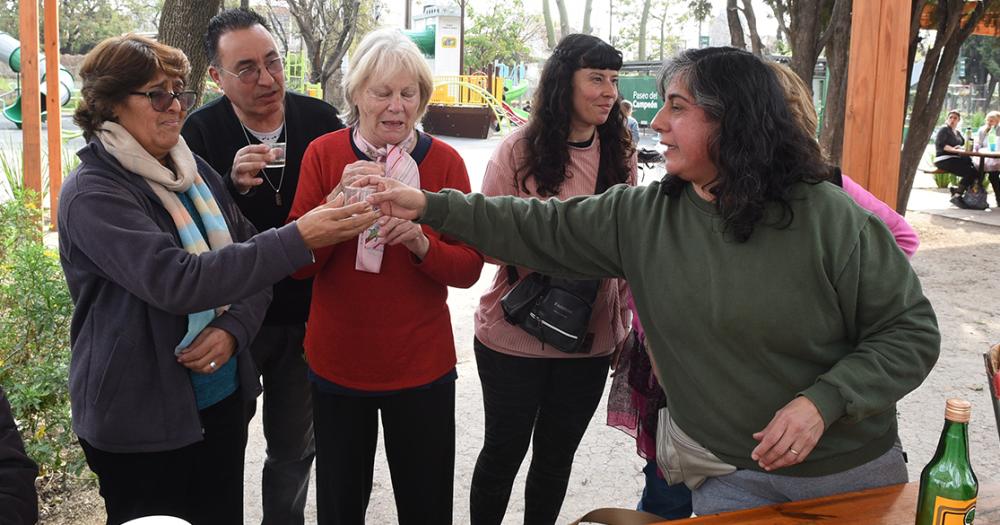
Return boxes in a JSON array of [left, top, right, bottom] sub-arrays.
[[976, 110, 1000, 209], [359, 46, 940, 516], [60, 34, 377, 525], [621, 99, 641, 146], [933, 109, 980, 208]]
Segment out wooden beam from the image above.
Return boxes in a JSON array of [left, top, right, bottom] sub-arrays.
[[44, 0, 61, 230], [841, 0, 911, 207], [19, 0, 42, 208]]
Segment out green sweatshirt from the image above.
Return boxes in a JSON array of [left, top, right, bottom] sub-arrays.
[[420, 180, 940, 477]]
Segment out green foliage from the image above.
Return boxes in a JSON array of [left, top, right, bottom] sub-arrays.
[[0, 189, 83, 485], [0, 0, 161, 55], [687, 0, 713, 23], [615, 0, 686, 61], [464, 0, 542, 73], [933, 171, 958, 189]]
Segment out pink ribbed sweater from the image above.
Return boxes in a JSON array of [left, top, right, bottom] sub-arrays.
[[474, 126, 636, 358]]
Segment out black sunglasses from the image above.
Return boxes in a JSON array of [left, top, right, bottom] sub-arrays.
[[129, 90, 197, 112]]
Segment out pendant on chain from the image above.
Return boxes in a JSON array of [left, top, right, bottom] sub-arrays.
[[274, 192, 283, 206]]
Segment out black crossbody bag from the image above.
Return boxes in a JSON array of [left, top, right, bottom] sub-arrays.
[[499, 173, 609, 354]]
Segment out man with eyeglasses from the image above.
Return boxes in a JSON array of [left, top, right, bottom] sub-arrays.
[[181, 8, 344, 525]]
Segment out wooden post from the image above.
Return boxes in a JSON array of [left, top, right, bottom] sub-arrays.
[[840, 0, 911, 206], [44, 0, 61, 230], [19, 0, 42, 208]]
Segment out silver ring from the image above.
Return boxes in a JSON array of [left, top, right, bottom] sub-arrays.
[[209, 361, 217, 369], [789, 448, 800, 455]]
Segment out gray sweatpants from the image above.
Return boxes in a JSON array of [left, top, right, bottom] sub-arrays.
[[692, 443, 907, 516]]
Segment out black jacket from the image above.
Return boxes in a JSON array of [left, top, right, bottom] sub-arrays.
[[0, 385, 38, 525], [182, 92, 344, 325], [59, 139, 312, 452]]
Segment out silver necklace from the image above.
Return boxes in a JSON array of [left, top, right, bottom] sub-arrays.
[[239, 120, 287, 206]]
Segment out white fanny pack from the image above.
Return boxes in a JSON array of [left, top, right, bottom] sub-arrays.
[[655, 406, 737, 490]]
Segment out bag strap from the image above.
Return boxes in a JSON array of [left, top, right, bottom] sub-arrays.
[[569, 508, 666, 525], [505, 264, 519, 285]]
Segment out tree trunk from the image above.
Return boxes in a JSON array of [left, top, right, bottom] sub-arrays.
[[898, 0, 992, 212], [542, 0, 556, 49], [639, 0, 652, 60], [987, 74, 998, 113], [324, 68, 344, 108], [286, 0, 361, 104], [158, 0, 223, 105], [741, 0, 765, 56], [767, 0, 790, 44], [727, 0, 746, 50], [240, 0, 249, 8], [819, 0, 852, 164], [659, 9, 667, 60], [555, 0, 570, 38], [787, 0, 823, 88], [582, 0, 593, 35]]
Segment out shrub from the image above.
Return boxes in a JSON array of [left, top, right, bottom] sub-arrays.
[[0, 189, 87, 489]]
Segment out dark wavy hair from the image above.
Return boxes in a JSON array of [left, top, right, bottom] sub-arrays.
[[518, 34, 632, 197], [657, 47, 829, 242]]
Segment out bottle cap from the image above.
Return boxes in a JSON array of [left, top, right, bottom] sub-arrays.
[[945, 398, 972, 423]]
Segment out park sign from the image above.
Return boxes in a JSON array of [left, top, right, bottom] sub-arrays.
[[618, 75, 661, 126]]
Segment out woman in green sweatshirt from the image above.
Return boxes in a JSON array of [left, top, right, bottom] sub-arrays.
[[358, 47, 940, 516]]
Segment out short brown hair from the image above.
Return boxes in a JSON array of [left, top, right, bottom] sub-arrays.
[[73, 34, 190, 139]]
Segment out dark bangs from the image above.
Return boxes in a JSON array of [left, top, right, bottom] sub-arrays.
[[577, 41, 623, 71]]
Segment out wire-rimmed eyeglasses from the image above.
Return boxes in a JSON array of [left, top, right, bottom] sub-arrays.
[[129, 90, 197, 112], [218, 56, 284, 85]]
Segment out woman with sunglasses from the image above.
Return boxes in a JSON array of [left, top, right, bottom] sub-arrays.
[[58, 34, 378, 524]]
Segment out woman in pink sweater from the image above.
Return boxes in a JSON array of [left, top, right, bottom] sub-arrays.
[[469, 34, 636, 524]]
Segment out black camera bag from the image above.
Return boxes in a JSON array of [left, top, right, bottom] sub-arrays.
[[498, 168, 611, 354]]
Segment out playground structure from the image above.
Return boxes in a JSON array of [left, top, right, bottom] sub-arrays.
[[281, 51, 323, 99], [0, 31, 75, 127], [406, 1, 531, 138]]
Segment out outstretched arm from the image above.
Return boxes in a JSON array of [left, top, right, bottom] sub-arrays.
[[364, 175, 629, 280]]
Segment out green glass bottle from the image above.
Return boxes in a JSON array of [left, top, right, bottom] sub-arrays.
[[915, 399, 978, 525]]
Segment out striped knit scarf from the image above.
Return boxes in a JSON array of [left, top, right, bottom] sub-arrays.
[[98, 122, 233, 354], [352, 128, 421, 273]]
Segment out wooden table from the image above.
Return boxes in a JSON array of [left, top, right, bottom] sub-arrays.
[[955, 149, 1000, 174], [667, 481, 999, 524]]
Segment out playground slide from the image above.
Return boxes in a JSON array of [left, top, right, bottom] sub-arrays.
[[501, 102, 528, 126], [504, 82, 529, 101], [0, 31, 74, 127]]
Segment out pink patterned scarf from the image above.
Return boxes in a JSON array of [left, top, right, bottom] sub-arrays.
[[351, 128, 421, 273]]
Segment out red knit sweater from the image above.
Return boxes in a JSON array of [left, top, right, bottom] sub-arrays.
[[289, 129, 483, 390]]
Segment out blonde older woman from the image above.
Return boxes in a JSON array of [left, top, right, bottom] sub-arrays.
[[59, 34, 376, 524], [976, 110, 1000, 208], [287, 28, 483, 524]]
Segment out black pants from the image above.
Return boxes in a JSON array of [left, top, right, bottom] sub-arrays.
[[245, 324, 314, 525], [935, 157, 981, 194], [469, 339, 611, 525], [988, 171, 1000, 206], [312, 380, 456, 525], [80, 391, 250, 525]]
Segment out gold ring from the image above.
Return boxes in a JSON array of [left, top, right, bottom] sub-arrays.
[[789, 448, 800, 455], [209, 361, 217, 369]]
